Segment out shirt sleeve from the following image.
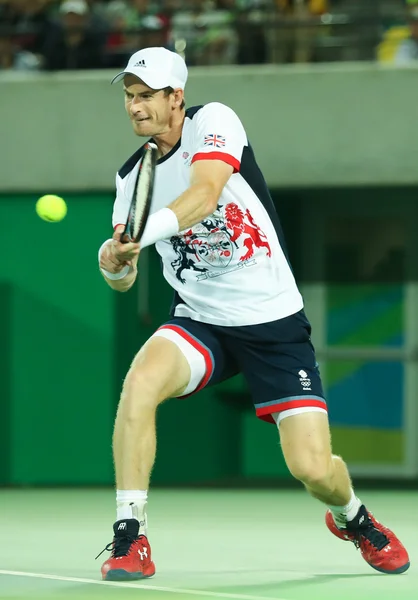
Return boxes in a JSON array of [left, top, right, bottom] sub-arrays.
[[190, 102, 247, 173], [112, 172, 130, 229]]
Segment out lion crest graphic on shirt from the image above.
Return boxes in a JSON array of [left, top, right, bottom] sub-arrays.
[[170, 203, 271, 283], [224, 203, 271, 262]]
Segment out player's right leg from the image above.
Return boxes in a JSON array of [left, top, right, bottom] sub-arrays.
[[97, 318, 233, 581], [113, 334, 191, 493], [98, 334, 191, 581]]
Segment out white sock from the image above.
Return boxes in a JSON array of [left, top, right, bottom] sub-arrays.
[[328, 489, 361, 528], [116, 489, 148, 535]]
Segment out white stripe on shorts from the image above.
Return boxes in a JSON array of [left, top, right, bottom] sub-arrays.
[[272, 406, 327, 425], [152, 328, 206, 396]]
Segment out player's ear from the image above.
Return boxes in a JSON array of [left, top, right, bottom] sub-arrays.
[[173, 88, 184, 110]]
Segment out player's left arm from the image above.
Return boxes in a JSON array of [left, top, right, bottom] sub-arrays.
[[168, 159, 233, 231]]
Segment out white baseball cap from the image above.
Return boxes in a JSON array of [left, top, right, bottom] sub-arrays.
[[60, 0, 88, 15], [111, 47, 188, 90]]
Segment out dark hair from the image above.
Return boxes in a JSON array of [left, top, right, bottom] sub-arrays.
[[163, 86, 185, 110]]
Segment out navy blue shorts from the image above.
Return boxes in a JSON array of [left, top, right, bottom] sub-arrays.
[[154, 310, 326, 424]]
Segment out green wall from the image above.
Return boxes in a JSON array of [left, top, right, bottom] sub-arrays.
[[1, 194, 115, 484]]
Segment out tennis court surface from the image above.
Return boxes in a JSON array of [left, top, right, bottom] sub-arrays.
[[1, 489, 416, 600]]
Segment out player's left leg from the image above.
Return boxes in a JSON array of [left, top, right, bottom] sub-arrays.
[[278, 410, 409, 574], [218, 310, 410, 575], [277, 410, 352, 507]]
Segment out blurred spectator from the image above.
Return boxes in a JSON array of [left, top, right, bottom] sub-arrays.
[[84, 0, 112, 34], [377, 3, 418, 64], [104, 0, 169, 67], [266, 0, 327, 64], [42, 0, 105, 70], [2, 0, 413, 69], [0, 30, 41, 70], [394, 5, 418, 63], [232, 0, 269, 65], [16, 1, 53, 54], [0, 0, 53, 60], [170, 0, 238, 66]]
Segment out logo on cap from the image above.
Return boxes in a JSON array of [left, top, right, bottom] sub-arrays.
[[133, 59, 146, 68]]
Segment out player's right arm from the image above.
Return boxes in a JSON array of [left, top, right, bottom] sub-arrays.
[[99, 173, 139, 292]]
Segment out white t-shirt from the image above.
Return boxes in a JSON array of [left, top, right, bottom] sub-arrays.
[[112, 102, 303, 326]]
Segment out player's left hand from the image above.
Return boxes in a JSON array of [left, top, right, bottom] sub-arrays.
[[112, 226, 140, 261]]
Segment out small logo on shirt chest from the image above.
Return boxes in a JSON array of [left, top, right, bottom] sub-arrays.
[[182, 151, 191, 165]]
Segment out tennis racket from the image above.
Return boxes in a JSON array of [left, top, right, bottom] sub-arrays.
[[122, 142, 158, 243]]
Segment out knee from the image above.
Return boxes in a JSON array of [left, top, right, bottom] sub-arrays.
[[120, 365, 166, 416], [286, 454, 334, 489]]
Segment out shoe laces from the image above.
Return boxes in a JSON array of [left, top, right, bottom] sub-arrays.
[[95, 535, 138, 560], [353, 524, 390, 551]]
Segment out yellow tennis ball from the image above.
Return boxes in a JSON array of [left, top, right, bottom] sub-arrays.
[[36, 195, 67, 222]]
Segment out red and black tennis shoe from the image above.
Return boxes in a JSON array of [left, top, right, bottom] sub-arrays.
[[326, 504, 409, 574], [97, 519, 155, 581]]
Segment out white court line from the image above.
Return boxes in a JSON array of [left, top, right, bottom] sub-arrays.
[[0, 570, 287, 600]]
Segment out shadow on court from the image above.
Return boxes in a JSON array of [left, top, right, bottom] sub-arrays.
[[218, 570, 409, 600], [227, 571, 383, 592]]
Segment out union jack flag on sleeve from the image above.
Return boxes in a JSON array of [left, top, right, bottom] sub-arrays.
[[204, 134, 226, 148], [191, 102, 248, 173]]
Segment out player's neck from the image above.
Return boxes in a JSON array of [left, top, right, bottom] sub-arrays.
[[152, 110, 185, 158]]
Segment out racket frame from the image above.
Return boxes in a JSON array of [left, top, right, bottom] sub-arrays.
[[122, 142, 158, 243]]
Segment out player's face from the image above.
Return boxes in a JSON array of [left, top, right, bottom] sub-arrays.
[[123, 76, 179, 137]]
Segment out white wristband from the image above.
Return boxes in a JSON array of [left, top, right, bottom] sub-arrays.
[[98, 238, 130, 280], [101, 265, 130, 280], [140, 207, 179, 249], [98, 239, 113, 261]]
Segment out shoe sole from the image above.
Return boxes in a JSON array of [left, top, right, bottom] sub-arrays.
[[335, 536, 411, 574], [104, 569, 155, 581], [367, 561, 410, 575]]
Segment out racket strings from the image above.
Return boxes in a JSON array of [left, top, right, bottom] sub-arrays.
[[123, 143, 157, 243], [133, 155, 152, 239]]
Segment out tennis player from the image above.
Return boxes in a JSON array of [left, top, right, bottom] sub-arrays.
[[97, 47, 409, 580]]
